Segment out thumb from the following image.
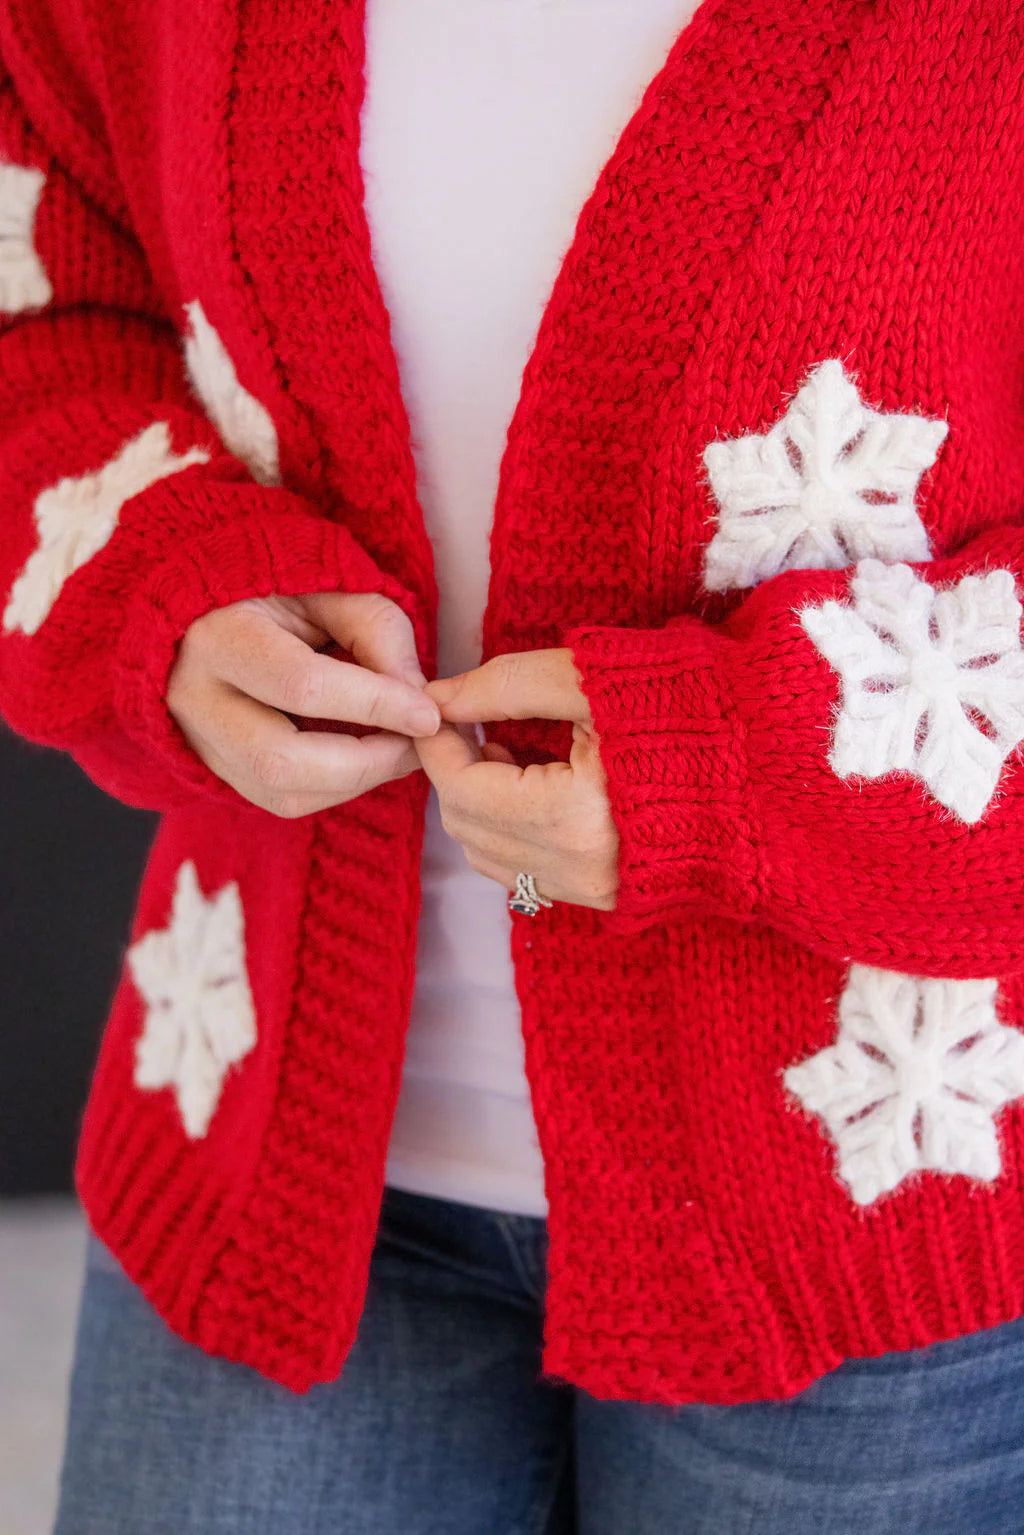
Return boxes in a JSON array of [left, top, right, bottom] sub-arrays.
[[424, 648, 587, 723]]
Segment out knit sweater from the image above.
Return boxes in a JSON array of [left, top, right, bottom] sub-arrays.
[[2, 0, 1024, 1406]]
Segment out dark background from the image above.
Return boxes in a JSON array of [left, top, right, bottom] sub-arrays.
[[0, 725, 156, 1194]]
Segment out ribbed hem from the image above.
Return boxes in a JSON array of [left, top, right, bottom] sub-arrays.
[[76, 770, 430, 1394], [80, 1054, 1024, 1402], [191, 781, 428, 1389], [76, 1065, 241, 1337], [538, 1163, 1024, 1406], [563, 617, 760, 935]]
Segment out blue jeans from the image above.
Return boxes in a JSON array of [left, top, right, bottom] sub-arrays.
[[55, 1184, 1024, 1534]]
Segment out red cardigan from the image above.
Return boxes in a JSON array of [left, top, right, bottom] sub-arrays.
[[2, 0, 1024, 1405]]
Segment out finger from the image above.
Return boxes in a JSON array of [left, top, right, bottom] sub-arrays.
[[424, 648, 587, 724], [213, 605, 441, 737], [461, 848, 559, 907], [413, 721, 482, 789], [414, 722, 531, 824], [569, 721, 605, 776], [480, 741, 517, 764], [458, 757, 575, 842], [417, 728, 569, 841], [191, 684, 423, 810], [301, 590, 428, 687], [462, 834, 614, 912]]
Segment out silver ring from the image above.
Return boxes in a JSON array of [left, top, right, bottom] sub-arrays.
[[508, 872, 553, 917]]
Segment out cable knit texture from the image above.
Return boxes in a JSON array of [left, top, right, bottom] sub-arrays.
[[2, 0, 1024, 1405]]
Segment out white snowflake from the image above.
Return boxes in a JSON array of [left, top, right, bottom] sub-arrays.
[[0, 160, 52, 314], [2, 421, 210, 636], [128, 860, 257, 1139], [784, 965, 1024, 1206], [800, 559, 1024, 823], [701, 357, 948, 591], [182, 298, 281, 485]]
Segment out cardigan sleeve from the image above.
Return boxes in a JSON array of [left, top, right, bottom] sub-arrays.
[[564, 522, 1024, 978], [0, 56, 419, 813]]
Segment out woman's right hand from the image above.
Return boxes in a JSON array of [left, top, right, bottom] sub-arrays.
[[166, 590, 440, 817]]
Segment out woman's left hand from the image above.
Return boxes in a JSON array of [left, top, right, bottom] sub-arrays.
[[415, 648, 618, 911]]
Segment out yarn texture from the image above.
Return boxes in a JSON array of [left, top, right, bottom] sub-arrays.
[[0, 159, 49, 312], [783, 966, 1024, 1207], [2, 0, 1024, 1405], [128, 860, 256, 1141], [3, 421, 211, 635], [702, 357, 944, 590], [800, 560, 1024, 823]]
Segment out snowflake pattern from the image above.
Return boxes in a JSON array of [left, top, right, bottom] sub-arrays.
[[784, 964, 1024, 1206], [0, 160, 52, 314], [128, 860, 257, 1139], [701, 357, 948, 592], [182, 299, 281, 485], [799, 559, 1024, 823], [3, 421, 210, 635]]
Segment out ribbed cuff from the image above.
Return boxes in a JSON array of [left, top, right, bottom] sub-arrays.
[[110, 481, 424, 808], [563, 616, 760, 934]]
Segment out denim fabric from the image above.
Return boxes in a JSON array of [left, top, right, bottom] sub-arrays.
[[54, 1184, 1024, 1534]]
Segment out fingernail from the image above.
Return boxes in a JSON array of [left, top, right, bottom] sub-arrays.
[[410, 703, 441, 734]]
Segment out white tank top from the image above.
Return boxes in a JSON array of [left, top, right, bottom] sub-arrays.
[[360, 0, 705, 1216]]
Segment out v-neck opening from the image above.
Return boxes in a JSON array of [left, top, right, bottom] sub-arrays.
[[355, 0, 719, 677], [225, 0, 733, 618], [224, 0, 869, 655], [349, 0, 733, 537]]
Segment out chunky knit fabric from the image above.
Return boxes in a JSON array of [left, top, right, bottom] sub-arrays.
[[2, 0, 1024, 1405]]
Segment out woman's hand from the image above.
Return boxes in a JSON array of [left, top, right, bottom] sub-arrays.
[[167, 591, 440, 817], [416, 648, 618, 911]]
